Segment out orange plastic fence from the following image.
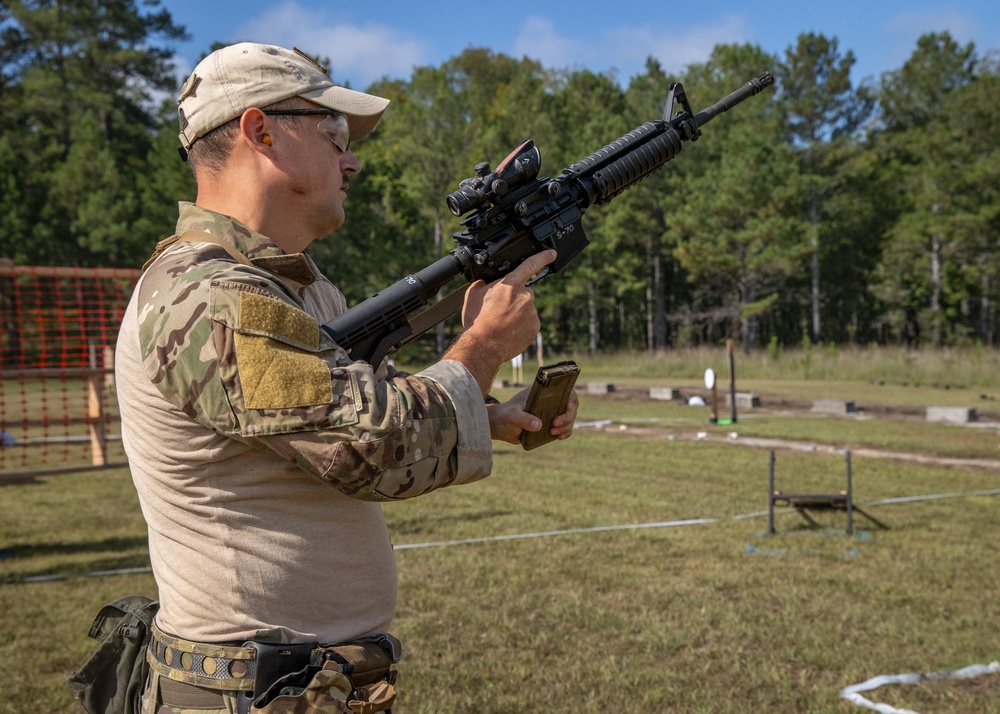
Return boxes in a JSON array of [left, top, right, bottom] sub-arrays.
[[0, 265, 141, 482]]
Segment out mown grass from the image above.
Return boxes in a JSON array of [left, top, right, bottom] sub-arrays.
[[386, 431, 999, 714], [1, 371, 999, 713]]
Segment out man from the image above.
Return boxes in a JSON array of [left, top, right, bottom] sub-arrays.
[[115, 43, 578, 713]]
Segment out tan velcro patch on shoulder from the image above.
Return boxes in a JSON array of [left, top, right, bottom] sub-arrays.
[[239, 291, 319, 349], [235, 333, 333, 409]]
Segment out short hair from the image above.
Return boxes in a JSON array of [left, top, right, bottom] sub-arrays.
[[186, 98, 311, 178]]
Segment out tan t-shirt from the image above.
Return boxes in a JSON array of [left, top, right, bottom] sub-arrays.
[[116, 205, 492, 644]]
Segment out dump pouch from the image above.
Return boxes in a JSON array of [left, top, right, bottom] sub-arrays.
[[66, 595, 160, 714]]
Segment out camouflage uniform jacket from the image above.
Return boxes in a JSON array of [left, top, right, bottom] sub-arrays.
[[116, 202, 492, 644]]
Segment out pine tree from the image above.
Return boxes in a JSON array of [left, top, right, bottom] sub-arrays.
[[777, 32, 872, 343], [0, 0, 186, 265], [669, 44, 807, 350], [875, 32, 978, 345]]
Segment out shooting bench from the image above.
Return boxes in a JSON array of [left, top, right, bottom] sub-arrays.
[[767, 450, 854, 535]]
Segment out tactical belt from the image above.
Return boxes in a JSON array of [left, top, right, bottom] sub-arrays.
[[149, 622, 258, 691], [148, 622, 400, 710]]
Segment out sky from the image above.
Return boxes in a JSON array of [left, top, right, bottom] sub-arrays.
[[160, 0, 1000, 91]]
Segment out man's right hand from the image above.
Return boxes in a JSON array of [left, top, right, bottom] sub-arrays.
[[444, 250, 556, 395]]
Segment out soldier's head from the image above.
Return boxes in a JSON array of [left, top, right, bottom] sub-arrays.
[[176, 43, 389, 247], [176, 43, 388, 177]]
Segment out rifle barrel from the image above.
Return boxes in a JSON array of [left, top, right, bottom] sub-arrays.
[[693, 72, 774, 129], [564, 72, 774, 206]]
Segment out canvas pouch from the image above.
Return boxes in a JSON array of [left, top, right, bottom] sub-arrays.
[[66, 595, 160, 714]]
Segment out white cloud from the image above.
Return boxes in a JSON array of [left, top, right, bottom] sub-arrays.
[[512, 13, 751, 81], [608, 14, 751, 76], [170, 54, 194, 82], [233, 0, 429, 88], [883, 8, 976, 39], [512, 16, 584, 70], [878, 8, 981, 75]]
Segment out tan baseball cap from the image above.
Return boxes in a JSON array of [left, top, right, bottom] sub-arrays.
[[177, 42, 390, 150]]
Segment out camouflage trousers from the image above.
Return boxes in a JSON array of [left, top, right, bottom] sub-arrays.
[[143, 664, 396, 713]]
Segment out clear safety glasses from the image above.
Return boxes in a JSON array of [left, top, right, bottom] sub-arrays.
[[261, 108, 351, 153]]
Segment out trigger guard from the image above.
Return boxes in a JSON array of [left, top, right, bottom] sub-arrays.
[[525, 266, 550, 287]]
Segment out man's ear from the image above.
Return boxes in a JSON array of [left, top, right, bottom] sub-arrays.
[[239, 108, 273, 155]]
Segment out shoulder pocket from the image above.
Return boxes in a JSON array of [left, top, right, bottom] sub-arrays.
[[210, 282, 360, 436]]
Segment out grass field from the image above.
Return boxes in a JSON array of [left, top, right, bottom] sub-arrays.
[[2, 349, 999, 713]]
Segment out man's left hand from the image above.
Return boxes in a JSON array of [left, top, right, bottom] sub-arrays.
[[487, 388, 580, 445]]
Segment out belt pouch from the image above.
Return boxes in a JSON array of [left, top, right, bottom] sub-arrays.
[[66, 595, 160, 714]]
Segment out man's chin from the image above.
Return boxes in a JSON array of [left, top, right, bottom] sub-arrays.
[[319, 214, 345, 237]]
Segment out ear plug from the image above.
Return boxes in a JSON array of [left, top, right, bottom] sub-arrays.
[[262, 135, 272, 146]]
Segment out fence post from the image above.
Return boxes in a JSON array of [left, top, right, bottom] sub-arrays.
[[104, 345, 116, 393], [88, 341, 107, 466]]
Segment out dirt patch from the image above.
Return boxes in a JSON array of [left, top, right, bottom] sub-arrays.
[[590, 384, 1000, 422], [580, 420, 1000, 472]]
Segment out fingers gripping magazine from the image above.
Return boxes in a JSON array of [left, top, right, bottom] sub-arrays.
[[520, 361, 579, 451]]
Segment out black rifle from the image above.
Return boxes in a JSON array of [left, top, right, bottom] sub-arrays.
[[323, 72, 775, 366]]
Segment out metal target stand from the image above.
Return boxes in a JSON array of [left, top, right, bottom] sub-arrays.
[[767, 449, 886, 536]]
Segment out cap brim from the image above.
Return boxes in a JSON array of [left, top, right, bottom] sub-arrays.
[[301, 86, 389, 141]]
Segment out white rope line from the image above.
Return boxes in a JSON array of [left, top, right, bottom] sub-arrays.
[[392, 488, 1000, 551], [18, 565, 152, 583], [10, 488, 998, 582], [392, 518, 718, 550], [868, 488, 1000, 505], [841, 661, 1000, 713]]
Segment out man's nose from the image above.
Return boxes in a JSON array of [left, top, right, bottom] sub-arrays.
[[342, 150, 362, 176]]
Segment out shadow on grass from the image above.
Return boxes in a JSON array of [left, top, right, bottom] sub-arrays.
[[389, 509, 515, 537], [0, 535, 148, 560], [0, 537, 150, 584], [781, 504, 891, 532]]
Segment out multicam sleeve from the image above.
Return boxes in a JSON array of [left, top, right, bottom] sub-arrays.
[[137, 253, 492, 501]]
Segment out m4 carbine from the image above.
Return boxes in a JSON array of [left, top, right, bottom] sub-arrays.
[[322, 72, 775, 366]]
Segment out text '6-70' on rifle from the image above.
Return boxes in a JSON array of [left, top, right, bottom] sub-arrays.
[[322, 72, 776, 367]]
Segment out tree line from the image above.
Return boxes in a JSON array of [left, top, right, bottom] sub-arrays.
[[2, 1, 998, 355]]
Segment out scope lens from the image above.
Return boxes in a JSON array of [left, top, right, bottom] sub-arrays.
[[446, 186, 484, 216]]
